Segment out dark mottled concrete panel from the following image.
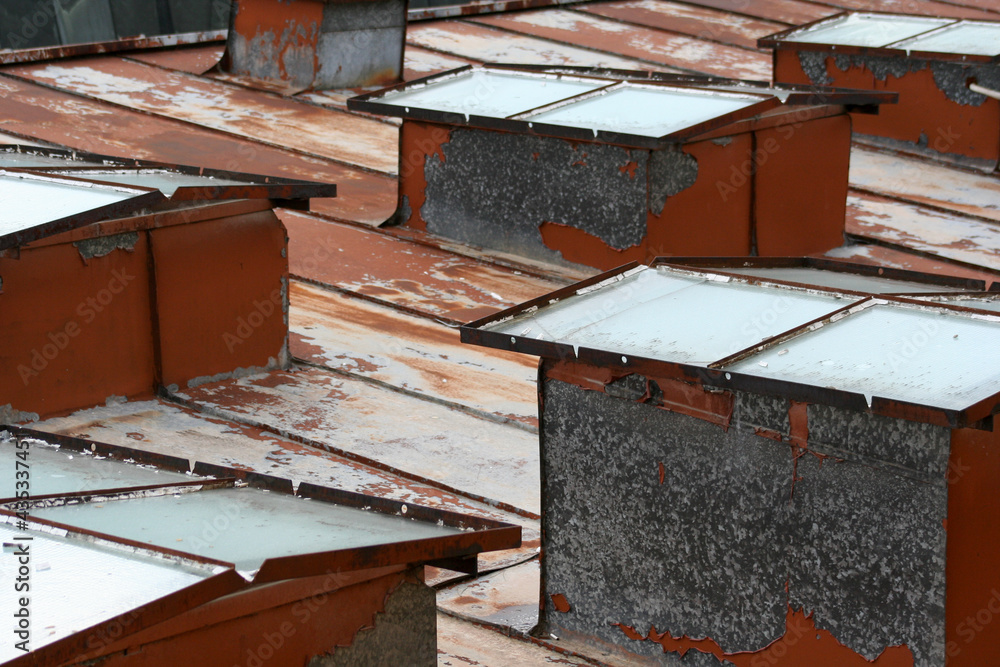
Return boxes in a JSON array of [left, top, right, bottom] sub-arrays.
[[733, 392, 788, 434], [422, 129, 649, 264], [541, 378, 791, 655], [808, 403, 951, 480], [789, 455, 946, 665]]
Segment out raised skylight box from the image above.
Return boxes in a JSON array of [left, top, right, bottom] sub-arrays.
[[460, 258, 1000, 665], [0, 146, 337, 422], [0, 427, 520, 665], [760, 12, 1000, 170], [351, 65, 894, 270]]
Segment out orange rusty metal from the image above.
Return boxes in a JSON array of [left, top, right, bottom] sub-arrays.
[[945, 423, 1000, 666], [0, 199, 290, 420], [151, 207, 289, 390], [754, 114, 851, 255], [0, 235, 157, 419], [614, 609, 916, 665], [128, 44, 225, 75], [768, 27, 1000, 167], [678, 0, 837, 26]]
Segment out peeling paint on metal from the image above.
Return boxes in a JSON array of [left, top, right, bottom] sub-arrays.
[[185, 357, 287, 389], [73, 230, 138, 261], [422, 128, 647, 264], [0, 404, 39, 424], [648, 148, 698, 216]]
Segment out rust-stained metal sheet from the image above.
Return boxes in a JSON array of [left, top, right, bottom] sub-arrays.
[[126, 44, 226, 75], [821, 243, 1000, 286], [656, 0, 837, 26], [436, 611, 595, 666], [4, 57, 399, 174], [438, 558, 540, 635], [0, 75, 395, 223], [404, 44, 478, 80], [812, 0, 998, 20], [171, 366, 541, 516], [406, 20, 667, 70], [471, 10, 772, 79], [29, 398, 534, 531], [846, 193, 1000, 272], [579, 1, 785, 51], [280, 209, 564, 322], [289, 280, 539, 428], [850, 148, 1000, 223]]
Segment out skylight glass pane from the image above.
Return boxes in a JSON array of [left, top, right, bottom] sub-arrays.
[[786, 14, 951, 48], [31, 487, 464, 573], [726, 304, 1000, 411], [0, 173, 137, 236], [374, 70, 606, 118], [487, 266, 851, 365], [523, 85, 761, 139], [0, 434, 193, 498], [0, 522, 208, 662], [41, 169, 248, 197], [722, 267, 966, 294], [892, 21, 1000, 57]]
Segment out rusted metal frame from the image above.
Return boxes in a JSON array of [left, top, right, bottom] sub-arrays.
[[2, 425, 191, 472], [708, 297, 876, 369], [0, 145, 339, 199], [252, 525, 522, 584], [407, 0, 591, 22], [484, 63, 899, 105], [292, 355, 539, 433], [0, 70, 395, 179], [658, 255, 991, 291], [867, 291, 1000, 318], [14, 167, 338, 202], [758, 11, 999, 64], [19, 200, 274, 254], [0, 479, 234, 507], [0, 177, 165, 251], [297, 481, 521, 532], [0, 511, 237, 570], [844, 231, 1000, 280], [3, 568, 247, 667], [0, 30, 228, 66], [190, 462, 296, 493], [162, 391, 543, 520]]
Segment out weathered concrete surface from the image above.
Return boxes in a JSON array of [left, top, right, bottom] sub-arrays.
[[538, 375, 945, 664], [422, 129, 649, 265]]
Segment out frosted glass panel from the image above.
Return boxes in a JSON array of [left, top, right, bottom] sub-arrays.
[[787, 14, 950, 47], [375, 70, 605, 117], [893, 21, 1000, 56], [525, 85, 760, 138], [727, 304, 1000, 411], [723, 267, 966, 294]]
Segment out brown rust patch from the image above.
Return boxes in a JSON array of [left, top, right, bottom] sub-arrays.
[[615, 607, 914, 665], [550, 593, 571, 613], [399, 120, 453, 230]]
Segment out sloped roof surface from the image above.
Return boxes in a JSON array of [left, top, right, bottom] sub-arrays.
[[2, 0, 999, 663]]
